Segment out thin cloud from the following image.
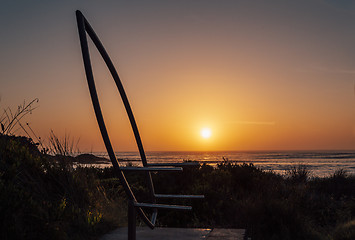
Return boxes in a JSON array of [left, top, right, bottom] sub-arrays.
[[304, 66, 355, 75], [321, 68, 355, 74], [232, 121, 276, 125]]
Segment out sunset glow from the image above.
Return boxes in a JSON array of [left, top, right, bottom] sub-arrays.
[[2, 1, 355, 152]]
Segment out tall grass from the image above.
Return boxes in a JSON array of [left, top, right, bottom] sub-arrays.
[[285, 165, 310, 182], [0, 98, 39, 136], [47, 130, 80, 156], [0, 100, 80, 156]]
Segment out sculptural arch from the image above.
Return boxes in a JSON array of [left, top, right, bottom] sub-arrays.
[[76, 10, 203, 240]]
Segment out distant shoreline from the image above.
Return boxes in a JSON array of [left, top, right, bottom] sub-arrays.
[[66, 151, 355, 178]]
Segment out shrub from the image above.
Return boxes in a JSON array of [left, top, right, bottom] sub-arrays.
[[0, 135, 122, 240], [333, 220, 355, 240]]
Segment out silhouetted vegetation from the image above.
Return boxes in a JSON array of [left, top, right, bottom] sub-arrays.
[[0, 135, 124, 240], [1, 135, 355, 240], [149, 163, 355, 240], [0, 99, 39, 136]]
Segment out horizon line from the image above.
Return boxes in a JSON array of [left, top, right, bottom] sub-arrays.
[[81, 149, 355, 153]]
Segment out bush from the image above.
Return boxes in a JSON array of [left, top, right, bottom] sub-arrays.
[[333, 220, 355, 240], [0, 135, 123, 240]]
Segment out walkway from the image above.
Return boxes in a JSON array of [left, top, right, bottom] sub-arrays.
[[100, 227, 245, 240]]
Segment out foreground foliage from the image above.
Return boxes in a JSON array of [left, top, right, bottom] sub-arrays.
[[0, 135, 124, 240], [1, 135, 354, 240]]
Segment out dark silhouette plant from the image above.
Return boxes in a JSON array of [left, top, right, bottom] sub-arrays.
[[47, 130, 80, 157], [0, 98, 39, 136]]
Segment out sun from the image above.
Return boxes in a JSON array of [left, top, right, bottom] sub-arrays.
[[201, 128, 212, 139]]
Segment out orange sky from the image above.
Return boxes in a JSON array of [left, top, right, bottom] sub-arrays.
[[2, 1, 355, 152]]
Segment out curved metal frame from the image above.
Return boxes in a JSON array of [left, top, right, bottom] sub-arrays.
[[76, 10, 204, 239], [76, 10, 156, 228]]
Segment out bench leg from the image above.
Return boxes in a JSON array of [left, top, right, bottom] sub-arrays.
[[128, 200, 136, 240]]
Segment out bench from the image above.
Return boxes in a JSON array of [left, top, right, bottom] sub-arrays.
[[76, 10, 204, 240]]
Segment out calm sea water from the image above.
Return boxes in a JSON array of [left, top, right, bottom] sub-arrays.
[[91, 151, 355, 178]]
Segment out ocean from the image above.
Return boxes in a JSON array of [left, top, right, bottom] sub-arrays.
[[90, 150, 355, 178]]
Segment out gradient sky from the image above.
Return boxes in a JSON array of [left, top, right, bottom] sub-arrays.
[[2, 0, 355, 152]]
